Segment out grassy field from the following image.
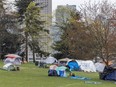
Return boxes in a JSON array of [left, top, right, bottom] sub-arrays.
[[0, 61, 115, 87]]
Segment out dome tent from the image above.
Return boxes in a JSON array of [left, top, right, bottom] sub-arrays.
[[77, 60, 96, 72], [4, 54, 22, 66], [95, 62, 105, 72], [4, 57, 21, 66], [44, 56, 57, 64], [3, 63, 16, 71], [67, 60, 80, 71], [58, 58, 72, 66], [3, 54, 22, 71], [100, 63, 116, 81]]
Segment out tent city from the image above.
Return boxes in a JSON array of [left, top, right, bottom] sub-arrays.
[[0, 0, 116, 87]]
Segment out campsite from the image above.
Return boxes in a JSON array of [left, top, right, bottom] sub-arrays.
[[0, 61, 116, 87]]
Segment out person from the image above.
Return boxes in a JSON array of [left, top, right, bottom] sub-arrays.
[[65, 65, 72, 77], [16, 66, 20, 71], [70, 73, 75, 77]]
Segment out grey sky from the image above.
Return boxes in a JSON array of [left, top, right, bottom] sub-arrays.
[[7, 0, 116, 12], [52, 0, 116, 11]]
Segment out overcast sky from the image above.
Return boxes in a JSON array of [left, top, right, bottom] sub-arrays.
[[52, 0, 116, 11], [7, 0, 116, 12]]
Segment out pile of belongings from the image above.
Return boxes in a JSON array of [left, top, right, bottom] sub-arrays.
[[48, 65, 71, 77]]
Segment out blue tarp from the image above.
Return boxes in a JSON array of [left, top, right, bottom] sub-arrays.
[[70, 76, 91, 80]]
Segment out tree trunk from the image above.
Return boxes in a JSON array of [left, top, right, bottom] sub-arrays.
[[32, 45, 35, 63], [25, 32, 28, 62]]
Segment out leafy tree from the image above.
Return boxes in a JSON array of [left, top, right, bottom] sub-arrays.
[[15, 0, 34, 22], [15, 0, 49, 62], [52, 7, 84, 59], [80, 0, 116, 65], [0, 0, 22, 60]]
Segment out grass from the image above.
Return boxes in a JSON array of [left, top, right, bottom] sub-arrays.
[[0, 61, 115, 87]]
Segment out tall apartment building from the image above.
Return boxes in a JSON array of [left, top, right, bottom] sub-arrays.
[[35, 0, 52, 23], [35, 0, 52, 51], [51, 5, 76, 43], [28, 0, 52, 61], [56, 4, 76, 23]]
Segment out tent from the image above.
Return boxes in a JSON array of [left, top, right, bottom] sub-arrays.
[[44, 56, 57, 64], [3, 54, 22, 71], [95, 62, 105, 72], [3, 63, 16, 71], [77, 60, 96, 72], [99, 65, 116, 81], [59, 58, 71, 62], [5, 54, 21, 58], [58, 58, 72, 66], [67, 60, 80, 71], [4, 57, 22, 66]]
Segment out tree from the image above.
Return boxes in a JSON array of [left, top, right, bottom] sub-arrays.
[[24, 2, 48, 62], [0, 0, 22, 60], [15, 0, 34, 22], [80, 0, 116, 65], [15, 0, 49, 62], [53, 8, 95, 60], [53, 6, 86, 59]]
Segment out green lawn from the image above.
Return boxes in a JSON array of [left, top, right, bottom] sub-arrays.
[[0, 61, 115, 87]]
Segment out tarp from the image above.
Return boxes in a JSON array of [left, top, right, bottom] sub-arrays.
[[77, 60, 96, 72], [44, 56, 57, 64]]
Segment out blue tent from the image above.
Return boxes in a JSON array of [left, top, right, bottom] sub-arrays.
[[67, 60, 80, 71], [105, 70, 116, 81], [99, 66, 116, 81]]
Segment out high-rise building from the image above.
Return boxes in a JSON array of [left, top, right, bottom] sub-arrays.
[[56, 4, 76, 23], [50, 5, 76, 43], [35, 0, 52, 51], [35, 0, 52, 24]]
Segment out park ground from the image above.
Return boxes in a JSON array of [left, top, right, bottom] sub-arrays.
[[0, 61, 116, 87]]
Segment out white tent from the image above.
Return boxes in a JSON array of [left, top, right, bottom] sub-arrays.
[[77, 60, 96, 72], [3, 63, 15, 71], [44, 56, 57, 64], [95, 62, 105, 72]]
